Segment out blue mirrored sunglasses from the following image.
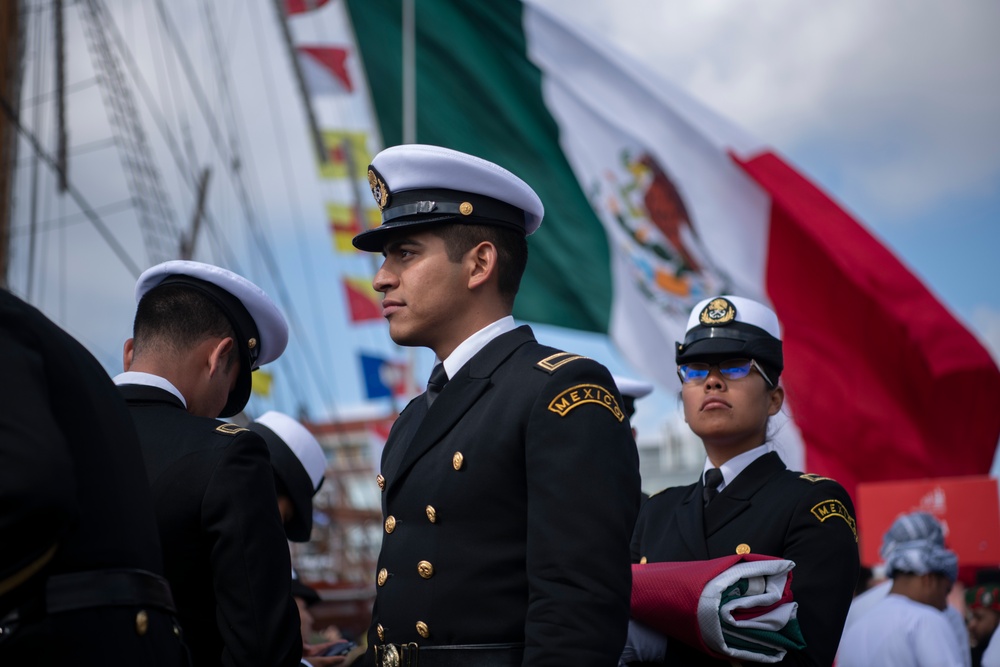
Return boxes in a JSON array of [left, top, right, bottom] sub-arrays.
[[677, 358, 773, 386]]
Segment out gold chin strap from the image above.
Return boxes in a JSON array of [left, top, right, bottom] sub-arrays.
[[0, 543, 58, 597]]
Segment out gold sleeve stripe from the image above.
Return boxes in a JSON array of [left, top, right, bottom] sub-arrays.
[[215, 423, 249, 435], [536, 352, 589, 372]]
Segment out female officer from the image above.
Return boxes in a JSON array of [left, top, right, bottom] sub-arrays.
[[628, 295, 860, 666]]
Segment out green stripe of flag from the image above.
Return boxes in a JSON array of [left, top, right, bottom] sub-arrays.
[[346, 0, 611, 333]]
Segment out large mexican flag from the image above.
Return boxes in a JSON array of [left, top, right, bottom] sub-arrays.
[[340, 0, 1000, 497]]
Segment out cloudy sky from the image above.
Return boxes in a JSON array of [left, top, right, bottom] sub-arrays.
[[8, 0, 999, 452]]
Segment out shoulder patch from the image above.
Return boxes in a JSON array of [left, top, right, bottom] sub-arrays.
[[548, 384, 624, 422], [535, 352, 588, 374], [800, 473, 836, 483], [215, 423, 249, 436], [810, 499, 858, 542]]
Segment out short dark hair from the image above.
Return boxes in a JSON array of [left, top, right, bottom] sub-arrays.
[[132, 283, 236, 366], [431, 223, 528, 308]]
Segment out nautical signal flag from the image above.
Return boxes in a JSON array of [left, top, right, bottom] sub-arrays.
[[345, 0, 1000, 498], [284, 0, 333, 15], [342, 276, 382, 322], [297, 46, 353, 95], [251, 369, 273, 397], [328, 202, 379, 253], [359, 352, 407, 399], [318, 130, 370, 180]]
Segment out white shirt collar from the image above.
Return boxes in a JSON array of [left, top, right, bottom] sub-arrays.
[[112, 371, 187, 408], [702, 442, 774, 492], [439, 316, 516, 380]]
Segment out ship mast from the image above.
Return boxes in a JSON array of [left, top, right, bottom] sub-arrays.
[[0, 0, 24, 289]]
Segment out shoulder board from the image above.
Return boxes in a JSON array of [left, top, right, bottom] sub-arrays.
[[215, 423, 249, 436], [535, 352, 589, 374], [799, 473, 837, 484]]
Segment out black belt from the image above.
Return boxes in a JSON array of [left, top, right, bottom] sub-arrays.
[[45, 568, 176, 614], [373, 642, 523, 667]]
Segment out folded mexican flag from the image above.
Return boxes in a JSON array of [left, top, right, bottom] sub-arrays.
[[630, 554, 805, 663]]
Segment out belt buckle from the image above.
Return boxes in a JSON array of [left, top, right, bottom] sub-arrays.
[[379, 643, 399, 667]]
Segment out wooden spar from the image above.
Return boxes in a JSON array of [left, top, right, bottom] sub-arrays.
[[0, 0, 24, 289]]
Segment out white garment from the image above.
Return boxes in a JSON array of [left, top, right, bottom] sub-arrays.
[[439, 316, 516, 379], [112, 370, 187, 407], [837, 594, 965, 667], [983, 632, 1000, 667]]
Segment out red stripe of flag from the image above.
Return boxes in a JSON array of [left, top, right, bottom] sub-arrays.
[[733, 150, 1000, 499], [342, 277, 382, 322]]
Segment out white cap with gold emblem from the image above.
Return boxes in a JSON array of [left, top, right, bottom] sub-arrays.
[[675, 295, 783, 380], [352, 144, 544, 252]]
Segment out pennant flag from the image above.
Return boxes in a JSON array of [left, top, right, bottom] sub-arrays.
[[342, 276, 382, 322], [251, 369, 273, 397], [359, 352, 407, 399], [317, 130, 370, 180], [345, 0, 1000, 498], [285, 0, 333, 16], [328, 202, 379, 253], [297, 46, 353, 94]]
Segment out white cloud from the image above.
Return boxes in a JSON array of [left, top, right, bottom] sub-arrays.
[[535, 0, 1000, 219]]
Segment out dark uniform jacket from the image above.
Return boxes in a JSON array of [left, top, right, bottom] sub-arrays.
[[0, 289, 190, 666], [370, 325, 642, 666], [118, 384, 301, 667], [630, 451, 860, 666]]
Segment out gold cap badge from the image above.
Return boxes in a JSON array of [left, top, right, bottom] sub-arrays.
[[700, 297, 737, 326], [368, 165, 390, 211]]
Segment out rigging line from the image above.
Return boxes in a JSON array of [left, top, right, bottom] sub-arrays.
[[199, 1, 240, 172], [25, 0, 50, 301], [1, 95, 143, 278], [92, 0, 199, 209], [245, 0, 341, 412], [9, 198, 134, 235], [19, 76, 97, 109], [147, 0, 198, 183]]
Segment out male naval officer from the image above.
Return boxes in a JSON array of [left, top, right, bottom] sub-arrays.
[[352, 144, 642, 666], [115, 260, 301, 667]]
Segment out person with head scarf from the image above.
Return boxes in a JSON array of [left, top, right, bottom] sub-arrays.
[[838, 511, 966, 667]]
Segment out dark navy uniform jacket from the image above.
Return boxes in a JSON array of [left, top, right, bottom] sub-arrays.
[[630, 451, 860, 666], [118, 383, 301, 667], [369, 325, 642, 666], [0, 289, 190, 666]]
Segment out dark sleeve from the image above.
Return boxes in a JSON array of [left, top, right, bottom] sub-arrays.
[[522, 360, 643, 666], [0, 326, 77, 603], [778, 482, 860, 666], [202, 430, 302, 667]]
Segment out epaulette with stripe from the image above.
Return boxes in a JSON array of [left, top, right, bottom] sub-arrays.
[[215, 423, 249, 436], [535, 352, 589, 374]]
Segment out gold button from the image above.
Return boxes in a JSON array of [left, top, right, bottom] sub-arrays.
[[385, 516, 396, 533], [415, 621, 430, 638], [417, 561, 434, 579], [377, 623, 385, 641], [639, 556, 648, 564], [459, 202, 473, 216], [377, 474, 386, 490], [736, 543, 751, 555], [135, 610, 149, 636], [248, 338, 257, 349], [173, 624, 181, 637], [425, 505, 437, 523], [452, 452, 464, 470], [377, 568, 389, 586]]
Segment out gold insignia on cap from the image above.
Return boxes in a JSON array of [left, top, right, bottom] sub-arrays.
[[452, 452, 464, 471], [377, 568, 388, 586], [377, 474, 386, 490], [810, 499, 858, 541], [459, 201, 473, 215], [376, 623, 385, 641], [417, 561, 434, 579], [736, 543, 751, 555], [368, 166, 390, 211], [215, 423, 249, 436], [699, 297, 737, 326], [384, 515, 397, 534], [248, 337, 257, 350], [135, 610, 149, 636], [547, 384, 625, 422], [425, 505, 437, 523], [415, 621, 430, 638]]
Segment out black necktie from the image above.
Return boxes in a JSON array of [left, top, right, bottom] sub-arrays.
[[426, 363, 448, 407], [703, 468, 724, 506]]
